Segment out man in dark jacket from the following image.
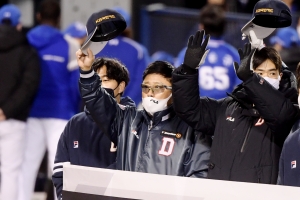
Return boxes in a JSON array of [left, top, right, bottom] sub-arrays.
[[172, 30, 298, 184], [52, 57, 135, 199], [0, 4, 40, 200], [76, 48, 211, 178]]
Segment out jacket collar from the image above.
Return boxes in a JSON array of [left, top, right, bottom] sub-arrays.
[[131, 105, 176, 137], [142, 105, 176, 127]]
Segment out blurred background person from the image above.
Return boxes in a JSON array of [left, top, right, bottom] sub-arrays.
[[96, 7, 150, 106], [63, 21, 86, 110], [270, 27, 300, 74], [175, 4, 240, 99], [18, 1, 80, 200], [63, 21, 86, 47], [0, 4, 40, 200], [151, 51, 175, 66]]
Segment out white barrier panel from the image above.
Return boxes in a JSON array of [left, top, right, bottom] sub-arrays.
[[63, 165, 300, 200]]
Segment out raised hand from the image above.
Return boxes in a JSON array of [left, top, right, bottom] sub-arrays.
[[234, 43, 256, 82], [76, 48, 95, 71], [183, 30, 210, 69]]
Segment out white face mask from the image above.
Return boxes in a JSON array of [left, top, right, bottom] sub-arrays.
[[263, 75, 280, 90], [142, 94, 172, 116]]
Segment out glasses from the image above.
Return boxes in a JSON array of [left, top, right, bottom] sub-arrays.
[[141, 84, 172, 95]]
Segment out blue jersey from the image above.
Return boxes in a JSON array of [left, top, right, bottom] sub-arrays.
[[96, 36, 150, 105], [27, 25, 80, 120], [176, 38, 240, 99]]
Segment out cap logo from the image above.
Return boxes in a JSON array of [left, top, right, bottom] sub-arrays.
[[95, 15, 116, 23], [4, 12, 11, 17], [255, 8, 273, 13]]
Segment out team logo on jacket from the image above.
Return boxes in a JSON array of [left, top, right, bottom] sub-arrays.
[[291, 160, 297, 169], [73, 141, 79, 148], [110, 142, 117, 152], [226, 116, 235, 122], [259, 78, 264, 85], [161, 131, 182, 139], [158, 137, 175, 156]]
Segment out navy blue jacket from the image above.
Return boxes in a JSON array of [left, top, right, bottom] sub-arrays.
[[278, 127, 300, 186], [79, 70, 211, 178], [52, 97, 135, 199]]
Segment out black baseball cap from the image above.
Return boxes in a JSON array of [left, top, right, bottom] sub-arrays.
[[241, 0, 292, 39], [81, 9, 127, 55]]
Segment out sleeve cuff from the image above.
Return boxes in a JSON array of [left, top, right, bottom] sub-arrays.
[[80, 68, 95, 78], [177, 64, 198, 75]]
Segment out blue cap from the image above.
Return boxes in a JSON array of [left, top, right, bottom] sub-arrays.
[[0, 4, 21, 26], [113, 7, 130, 27], [64, 22, 87, 38], [270, 27, 300, 48]]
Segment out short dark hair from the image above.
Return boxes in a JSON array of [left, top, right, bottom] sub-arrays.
[[252, 47, 282, 72], [199, 5, 226, 37], [142, 61, 175, 82], [38, 0, 60, 23], [92, 57, 130, 87]]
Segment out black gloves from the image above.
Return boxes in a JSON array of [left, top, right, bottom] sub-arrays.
[[183, 30, 210, 69], [234, 43, 256, 82]]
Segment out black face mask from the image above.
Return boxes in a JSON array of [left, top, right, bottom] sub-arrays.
[[103, 85, 120, 98], [103, 87, 115, 97]]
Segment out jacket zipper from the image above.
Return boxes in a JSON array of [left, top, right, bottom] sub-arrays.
[[240, 126, 251, 153], [148, 120, 153, 130]]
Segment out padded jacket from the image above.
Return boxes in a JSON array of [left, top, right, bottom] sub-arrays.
[[79, 70, 211, 177], [172, 65, 298, 184]]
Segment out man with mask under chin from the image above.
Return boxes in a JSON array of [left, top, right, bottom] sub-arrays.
[[172, 30, 298, 184], [76, 48, 211, 177]]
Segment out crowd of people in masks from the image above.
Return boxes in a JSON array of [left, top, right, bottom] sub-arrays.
[[68, 1, 300, 198], [1, 0, 300, 200], [67, 29, 300, 199]]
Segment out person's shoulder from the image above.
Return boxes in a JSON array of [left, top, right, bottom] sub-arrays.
[[285, 128, 300, 145], [61, 112, 87, 136], [70, 112, 87, 121], [16, 38, 39, 59], [66, 112, 89, 127]]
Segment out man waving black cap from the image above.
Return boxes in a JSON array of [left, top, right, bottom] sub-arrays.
[[81, 9, 127, 55], [242, 0, 292, 40]]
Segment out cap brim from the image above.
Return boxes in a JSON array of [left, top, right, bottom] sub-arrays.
[[241, 18, 276, 39], [81, 27, 108, 55]]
